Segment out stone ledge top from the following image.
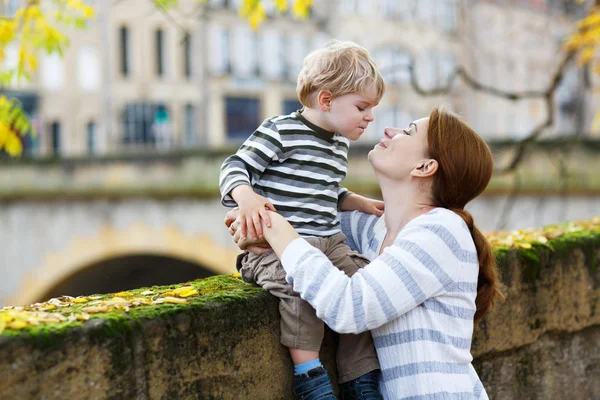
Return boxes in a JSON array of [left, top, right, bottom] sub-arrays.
[[1, 216, 599, 340]]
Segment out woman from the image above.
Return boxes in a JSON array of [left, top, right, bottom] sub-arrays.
[[227, 107, 503, 399]]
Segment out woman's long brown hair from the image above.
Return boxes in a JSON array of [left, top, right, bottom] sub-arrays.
[[427, 106, 504, 321]]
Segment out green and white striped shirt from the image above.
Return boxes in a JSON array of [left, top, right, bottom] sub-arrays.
[[219, 111, 352, 237]]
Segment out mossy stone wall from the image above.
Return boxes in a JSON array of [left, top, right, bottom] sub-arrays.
[[1, 241, 599, 399]]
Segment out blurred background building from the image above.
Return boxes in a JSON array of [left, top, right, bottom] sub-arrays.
[[0, 0, 594, 157], [1, 0, 598, 306]]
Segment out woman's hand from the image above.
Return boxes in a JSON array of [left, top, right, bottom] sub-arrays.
[[226, 208, 301, 258], [225, 208, 272, 255]]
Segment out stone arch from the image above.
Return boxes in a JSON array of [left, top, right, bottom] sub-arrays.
[[11, 223, 240, 306]]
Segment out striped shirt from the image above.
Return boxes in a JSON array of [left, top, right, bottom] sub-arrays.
[[219, 111, 352, 237], [280, 208, 488, 400]]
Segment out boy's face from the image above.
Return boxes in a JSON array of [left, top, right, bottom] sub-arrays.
[[326, 88, 378, 141]]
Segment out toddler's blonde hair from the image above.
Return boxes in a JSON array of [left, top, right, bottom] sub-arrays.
[[296, 40, 385, 108]]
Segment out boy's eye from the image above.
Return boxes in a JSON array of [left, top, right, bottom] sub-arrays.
[[403, 129, 410, 135], [357, 106, 365, 112]]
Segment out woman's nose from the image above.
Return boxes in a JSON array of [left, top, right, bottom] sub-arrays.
[[384, 127, 401, 138]]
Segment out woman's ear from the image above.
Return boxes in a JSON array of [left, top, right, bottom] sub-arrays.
[[317, 90, 333, 111], [410, 159, 438, 178]]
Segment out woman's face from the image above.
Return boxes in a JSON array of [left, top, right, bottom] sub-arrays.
[[368, 117, 430, 180]]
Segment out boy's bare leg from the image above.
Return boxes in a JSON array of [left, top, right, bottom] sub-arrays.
[[290, 348, 319, 364]]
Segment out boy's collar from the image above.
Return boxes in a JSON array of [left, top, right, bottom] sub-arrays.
[[294, 109, 336, 139]]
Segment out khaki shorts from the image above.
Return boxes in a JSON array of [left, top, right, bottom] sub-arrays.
[[237, 232, 380, 382]]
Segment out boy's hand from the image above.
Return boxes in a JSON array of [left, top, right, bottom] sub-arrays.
[[230, 185, 276, 240], [225, 208, 272, 255], [359, 197, 384, 217], [340, 193, 384, 217]]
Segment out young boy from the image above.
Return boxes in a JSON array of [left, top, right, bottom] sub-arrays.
[[219, 40, 385, 399]]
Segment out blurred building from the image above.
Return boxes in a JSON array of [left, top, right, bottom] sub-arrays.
[[0, 0, 594, 157]]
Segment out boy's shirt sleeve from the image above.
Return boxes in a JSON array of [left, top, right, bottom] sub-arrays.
[[280, 215, 469, 334], [336, 186, 353, 211], [219, 120, 284, 207], [339, 211, 380, 254]]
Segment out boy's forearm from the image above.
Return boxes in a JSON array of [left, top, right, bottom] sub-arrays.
[[340, 193, 363, 211], [230, 184, 254, 205]]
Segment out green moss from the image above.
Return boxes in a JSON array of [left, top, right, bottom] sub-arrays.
[[1, 275, 263, 339]]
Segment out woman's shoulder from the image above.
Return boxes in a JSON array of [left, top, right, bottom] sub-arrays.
[[398, 208, 475, 250]]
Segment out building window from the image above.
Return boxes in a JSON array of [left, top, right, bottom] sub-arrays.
[[77, 46, 100, 92], [259, 28, 283, 80], [50, 121, 61, 155], [41, 53, 65, 90], [87, 121, 96, 154], [122, 103, 170, 147], [184, 104, 196, 145], [438, 0, 457, 33], [375, 48, 411, 85], [208, 23, 230, 75], [119, 26, 130, 77], [231, 26, 257, 78], [225, 97, 260, 141], [183, 33, 192, 78], [287, 33, 307, 82], [155, 28, 165, 77], [283, 99, 302, 115]]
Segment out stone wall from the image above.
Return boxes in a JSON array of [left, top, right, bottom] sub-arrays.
[[1, 239, 599, 399]]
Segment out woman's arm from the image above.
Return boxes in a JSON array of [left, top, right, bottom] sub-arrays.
[[339, 211, 380, 254], [262, 211, 466, 334]]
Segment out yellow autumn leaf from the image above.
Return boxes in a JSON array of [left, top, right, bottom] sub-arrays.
[[162, 297, 188, 304], [41, 304, 56, 310], [113, 291, 134, 298], [140, 290, 154, 296], [7, 320, 27, 330], [81, 306, 110, 314], [0, 316, 5, 334], [274, 0, 287, 12], [131, 298, 152, 305], [72, 297, 89, 303]]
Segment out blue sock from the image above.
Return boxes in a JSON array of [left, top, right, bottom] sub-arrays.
[[294, 358, 322, 375]]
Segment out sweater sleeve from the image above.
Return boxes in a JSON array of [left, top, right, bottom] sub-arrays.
[[280, 217, 468, 333], [219, 120, 284, 207], [339, 211, 380, 254]]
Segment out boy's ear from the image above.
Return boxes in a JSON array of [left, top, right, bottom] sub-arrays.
[[317, 90, 333, 111], [410, 159, 438, 178]]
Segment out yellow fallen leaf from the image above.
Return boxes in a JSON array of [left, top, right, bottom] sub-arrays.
[[517, 242, 532, 249], [163, 286, 198, 298], [72, 298, 89, 303], [0, 316, 5, 334], [76, 313, 91, 321], [41, 304, 56, 310], [232, 272, 241, 279], [131, 298, 152, 305], [162, 297, 188, 304], [81, 306, 110, 314], [140, 290, 154, 296], [7, 320, 27, 330], [113, 291, 134, 298]]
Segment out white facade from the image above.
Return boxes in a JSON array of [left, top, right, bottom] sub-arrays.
[[0, 0, 593, 157]]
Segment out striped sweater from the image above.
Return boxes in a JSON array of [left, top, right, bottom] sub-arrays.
[[280, 208, 488, 400], [219, 111, 352, 237]]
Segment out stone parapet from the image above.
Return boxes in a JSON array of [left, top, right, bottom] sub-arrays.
[[1, 223, 599, 399]]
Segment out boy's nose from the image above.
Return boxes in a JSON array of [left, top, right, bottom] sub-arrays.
[[364, 110, 374, 122]]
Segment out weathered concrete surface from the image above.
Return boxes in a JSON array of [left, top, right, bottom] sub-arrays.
[[1, 242, 599, 399], [0, 294, 339, 400]]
